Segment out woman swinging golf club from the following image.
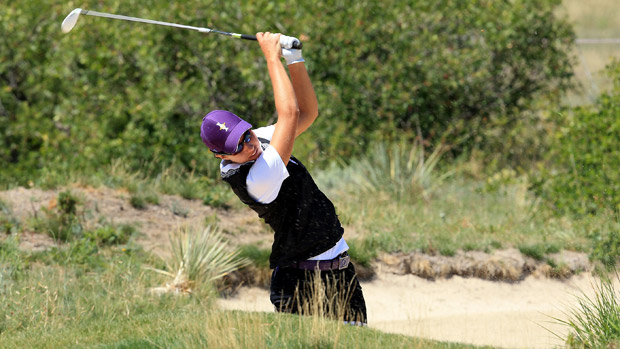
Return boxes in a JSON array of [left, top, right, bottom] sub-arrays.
[[200, 32, 366, 324]]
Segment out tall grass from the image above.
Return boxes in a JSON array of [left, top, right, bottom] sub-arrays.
[[554, 274, 620, 348], [317, 141, 447, 201], [0, 235, 476, 349], [317, 143, 595, 257]]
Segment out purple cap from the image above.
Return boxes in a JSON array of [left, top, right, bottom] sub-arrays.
[[200, 110, 252, 154]]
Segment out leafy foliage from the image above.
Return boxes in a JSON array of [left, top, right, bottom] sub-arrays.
[[0, 200, 20, 235], [33, 191, 83, 242], [589, 222, 620, 270], [84, 224, 136, 246], [534, 61, 620, 215], [1, 0, 575, 185]]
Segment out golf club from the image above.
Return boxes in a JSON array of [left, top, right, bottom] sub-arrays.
[[61, 8, 302, 49]]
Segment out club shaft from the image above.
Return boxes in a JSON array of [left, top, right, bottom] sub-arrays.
[[81, 9, 255, 41]]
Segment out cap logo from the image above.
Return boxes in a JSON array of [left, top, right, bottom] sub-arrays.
[[216, 122, 229, 131]]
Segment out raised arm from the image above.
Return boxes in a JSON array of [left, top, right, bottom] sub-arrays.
[[288, 63, 318, 137], [256, 32, 300, 166]]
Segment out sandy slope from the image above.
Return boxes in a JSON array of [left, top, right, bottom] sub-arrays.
[[218, 271, 611, 349]]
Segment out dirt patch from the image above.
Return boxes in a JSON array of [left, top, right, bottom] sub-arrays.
[[1, 186, 271, 257]]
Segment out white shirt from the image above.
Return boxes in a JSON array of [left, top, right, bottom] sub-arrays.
[[220, 125, 348, 260]]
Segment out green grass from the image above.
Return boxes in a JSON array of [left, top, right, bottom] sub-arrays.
[[0, 236, 481, 349], [0, 199, 20, 235], [553, 273, 620, 348], [1, 308, 482, 349], [30, 159, 234, 209], [321, 172, 592, 256]]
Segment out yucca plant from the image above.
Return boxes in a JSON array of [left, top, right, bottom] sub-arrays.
[[553, 273, 620, 348], [148, 225, 249, 295], [348, 141, 448, 200]]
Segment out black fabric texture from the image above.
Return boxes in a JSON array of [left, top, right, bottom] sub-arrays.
[[269, 262, 367, 323], [222, 153, 344, 269]]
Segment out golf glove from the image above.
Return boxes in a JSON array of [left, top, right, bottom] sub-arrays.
[[280, 35, 304, 65], [282, 48, 304, 65]]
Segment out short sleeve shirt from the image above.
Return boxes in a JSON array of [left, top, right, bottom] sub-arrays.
[[220, 125, 348, 260]]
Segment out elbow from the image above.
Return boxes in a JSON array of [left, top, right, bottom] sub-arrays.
[[311, 106, 319, 120], [281, 106, 300, 120]]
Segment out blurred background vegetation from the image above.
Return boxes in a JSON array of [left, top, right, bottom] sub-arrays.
[[0, 0, 618, 222]]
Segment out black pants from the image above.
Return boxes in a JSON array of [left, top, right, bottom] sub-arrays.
[[269, 262, 367, 324]]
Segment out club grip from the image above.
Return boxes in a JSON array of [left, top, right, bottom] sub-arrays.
[[242, 34, 303, 50], [241, 34, 257, 41]]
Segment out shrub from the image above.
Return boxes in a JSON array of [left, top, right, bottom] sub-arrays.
[[535, 61, 620, 215], [85, 224, 136, 246], [147, 225, 249, 295], [0, 200, 20, 235], [33, 191, 83, 242], [129, 194, 148, 210], [590, 226, 620, 270], [0, 0, 575, 185]]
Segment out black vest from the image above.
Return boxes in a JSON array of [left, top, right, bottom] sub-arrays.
[[222, 151, 343, 269]]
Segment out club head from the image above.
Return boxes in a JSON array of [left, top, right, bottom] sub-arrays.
[[61, 8, 82, 33]]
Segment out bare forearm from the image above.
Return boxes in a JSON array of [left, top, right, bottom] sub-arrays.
[[256, 32, 299, 164], [266, 58, 300, 120], [289, 63, 318, 136]]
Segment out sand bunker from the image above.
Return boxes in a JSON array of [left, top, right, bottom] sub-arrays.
[[218, 271, 611, 349]]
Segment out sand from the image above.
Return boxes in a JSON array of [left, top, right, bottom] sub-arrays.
[[218, 271, 611, 349]]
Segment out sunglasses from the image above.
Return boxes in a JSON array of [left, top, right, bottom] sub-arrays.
[[212, 130, 252, 155]]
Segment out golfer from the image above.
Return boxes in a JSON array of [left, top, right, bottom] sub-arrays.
[[200, 32, 366, 324]]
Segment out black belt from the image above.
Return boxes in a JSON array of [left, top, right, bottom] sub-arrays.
[[294, 253, 350, 271]]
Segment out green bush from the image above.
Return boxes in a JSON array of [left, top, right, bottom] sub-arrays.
[[33, 191, 83, 242], [535, 61, 620, 215], [590, 226, 620, 270], [1, 0, 575, 185], [85, 224, 136, 246], [0, 200, 20, 235], [129, 194, 148, 210]]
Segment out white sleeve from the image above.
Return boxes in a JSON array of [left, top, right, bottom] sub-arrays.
[[253, 125, 276, 142], [246, 145, 289, 204]]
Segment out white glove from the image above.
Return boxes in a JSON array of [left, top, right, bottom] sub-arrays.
[[279, 35, 304, 65], [279, 35, 301, 49], [282, 48, 304, 65]]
